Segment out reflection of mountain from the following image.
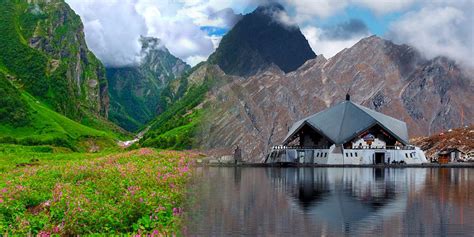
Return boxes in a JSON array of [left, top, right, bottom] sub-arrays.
[[405, 168, 474, 236]]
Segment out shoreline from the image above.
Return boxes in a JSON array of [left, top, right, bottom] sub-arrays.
[[197, 163, 474, 168]]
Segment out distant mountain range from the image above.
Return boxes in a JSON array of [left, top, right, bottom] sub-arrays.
[[106, 37, 190, 131]]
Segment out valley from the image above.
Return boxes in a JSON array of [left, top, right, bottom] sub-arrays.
[[0, 0, 472, 235]]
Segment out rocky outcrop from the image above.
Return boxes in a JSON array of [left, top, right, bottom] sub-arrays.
[[25, 0, 110, 118], [107, 37, 190, 131], [199, 36, 474, 162], [208, 3, 316, 77], [412, 126, 474, 158]]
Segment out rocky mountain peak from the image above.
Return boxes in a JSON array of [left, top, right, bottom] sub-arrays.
[[140, 36, 168, 54], [254, 2, 285, 15], [208, 3, 316, 77]]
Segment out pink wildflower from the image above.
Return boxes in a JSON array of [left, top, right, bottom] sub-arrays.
[[179, 166, 189, 173], [152, 230, 160, 236], [38, 231, 51, 237], [0, 198, 3, 203], [173, 207, 182, 216]]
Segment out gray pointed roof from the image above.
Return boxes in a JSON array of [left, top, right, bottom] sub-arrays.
[[283, 100, 409, 145]]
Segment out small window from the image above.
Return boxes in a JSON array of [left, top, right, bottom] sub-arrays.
[[316, 153, 319, 157], [410, 153, 413, 158], [345, 153, 349, 157], [350, 153, 353, 157], [405, 153, 408, 158], [325, 153, 328, 157], [355, 152, 358, 157]]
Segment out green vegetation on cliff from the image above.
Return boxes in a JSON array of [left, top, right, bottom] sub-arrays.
[[0, 0, 109, 120], [107, 37, 190, 132], [0, 0, 127, 150], [141, 66, 214, 150]]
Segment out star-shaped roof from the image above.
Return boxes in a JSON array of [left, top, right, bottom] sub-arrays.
[[283, 100, 409, 145]]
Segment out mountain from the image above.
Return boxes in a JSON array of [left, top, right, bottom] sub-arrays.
[[140, 63, 233, 150], [106, 37, 191, 131], [208, 3, 316, 77], [0, 0, 125, 150], [0, 0, 109, 120], [142, 35, 473, 161]]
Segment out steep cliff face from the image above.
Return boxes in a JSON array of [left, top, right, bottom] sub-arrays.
[[0, 0, 109, 119], [199, 36, 474, 161], [107, 37, 190, 131], [208, 3, 316, 77]]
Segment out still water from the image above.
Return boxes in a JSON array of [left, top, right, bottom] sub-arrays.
[[183, 167, 474, 236]]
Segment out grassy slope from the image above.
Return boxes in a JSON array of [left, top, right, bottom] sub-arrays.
[[0, 92, 118, 151], [0, 144, 197, 235]]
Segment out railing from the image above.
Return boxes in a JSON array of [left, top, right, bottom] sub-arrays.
[[271, 145, 416, 151], [351, 145, 416, 150], [271, 145, 330, 150]]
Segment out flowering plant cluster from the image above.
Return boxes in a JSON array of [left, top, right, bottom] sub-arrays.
[[0, 148, 198, 235]]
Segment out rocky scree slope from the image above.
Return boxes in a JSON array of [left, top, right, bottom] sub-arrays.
[[412, 126, 474, 159]]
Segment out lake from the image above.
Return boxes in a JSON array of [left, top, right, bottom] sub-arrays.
[[183, 167, 474, 236]]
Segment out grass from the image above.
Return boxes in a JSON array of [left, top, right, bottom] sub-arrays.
[[0, 92, 119, 151], [0, 144, 199, 235]]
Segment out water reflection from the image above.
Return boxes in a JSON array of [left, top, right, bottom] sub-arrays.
[[184, 168, 474, 236]]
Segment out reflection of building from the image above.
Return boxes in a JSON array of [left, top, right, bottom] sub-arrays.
[[266, 168, 427, 233], [266, 95, 427, 164]]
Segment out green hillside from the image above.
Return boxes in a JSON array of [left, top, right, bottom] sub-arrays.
[[0, 91, 117, 151], [0, 68, 118, 151], [140, 66, 214, 150], [0, 0, 109, 120]]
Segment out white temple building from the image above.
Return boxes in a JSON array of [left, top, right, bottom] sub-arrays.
[[266, 95, 428, 165]]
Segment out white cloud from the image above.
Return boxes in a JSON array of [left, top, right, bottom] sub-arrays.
[[67, 0, 147, 67], [286, 0, 348, 19], [353, 0, 416, 14], [283, 0, 416, 20], [388, 2, 474, 68], [66, 0, 249, 67], [302, 26, 369, 58]]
